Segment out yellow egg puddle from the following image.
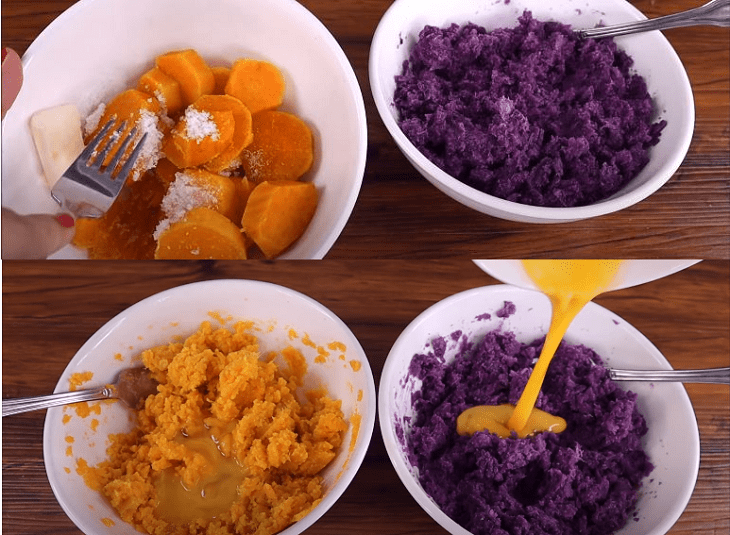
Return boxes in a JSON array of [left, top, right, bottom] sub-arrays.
[[155, 430, 244, 524], [458, 260, 622, 439]]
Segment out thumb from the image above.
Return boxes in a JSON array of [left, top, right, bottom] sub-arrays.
[[2, 208, 76, 259], [2, 47, 23, 119]]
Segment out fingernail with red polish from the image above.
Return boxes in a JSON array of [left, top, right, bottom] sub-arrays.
[[56, 213, 75, 228]]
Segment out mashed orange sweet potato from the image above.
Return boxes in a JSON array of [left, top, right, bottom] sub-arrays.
[[76, 321, 348, 535]]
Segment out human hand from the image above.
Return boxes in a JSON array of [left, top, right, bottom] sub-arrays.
[[2, 208, 76, 259], [2, 47, 76, 259]]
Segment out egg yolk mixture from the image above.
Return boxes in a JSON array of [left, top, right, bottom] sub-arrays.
[[458, 260, 622, 438], [76, 321, 348, 535]]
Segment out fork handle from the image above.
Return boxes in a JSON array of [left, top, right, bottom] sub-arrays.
[[579, 0, 730, 38], [2, 387, 111, 417], [610, 367, 730, 384]]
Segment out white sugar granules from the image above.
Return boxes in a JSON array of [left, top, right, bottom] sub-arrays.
[[131, 109, 163, 180], [184, 108, 220, 141], [153, 171, 217, 240], [84, 103, 106, 137], [153, 89, 167, 112]]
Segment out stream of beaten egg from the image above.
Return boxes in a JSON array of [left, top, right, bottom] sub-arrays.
[[457, 260, 623, 438]]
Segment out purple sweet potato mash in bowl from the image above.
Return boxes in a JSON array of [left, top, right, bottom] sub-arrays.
[[369, 0, 694, 223], [394, 12, 666, 208], [408, 327, 652, 535], [379, 285, 699, 534]]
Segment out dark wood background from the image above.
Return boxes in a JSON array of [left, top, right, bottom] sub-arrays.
[[1, 0, 729, 258], [3, 260, 729, 534]]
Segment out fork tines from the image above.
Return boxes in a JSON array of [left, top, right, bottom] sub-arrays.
[[50, 117, 148, 218], [86, 118, 147, 181]]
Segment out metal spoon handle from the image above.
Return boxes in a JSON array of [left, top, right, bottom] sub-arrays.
[[579, 0, 730, 38], [609, 366, 730, 384], [2, 387, 111, 417]]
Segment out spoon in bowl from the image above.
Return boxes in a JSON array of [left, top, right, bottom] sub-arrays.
[[577, 0, 729, 39], [2, 366, 158, 417], [608, 366, 729, 384]]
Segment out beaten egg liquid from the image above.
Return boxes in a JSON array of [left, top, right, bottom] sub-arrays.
[[155, 430, 245, 524], [457, 260, 622, 438]]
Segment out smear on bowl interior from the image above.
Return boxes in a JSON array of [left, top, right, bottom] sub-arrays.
[[404, 302, 653, 535], [394, 11, 666, 207], [75, 320, 349, 535], [30, 49, 318, 259]]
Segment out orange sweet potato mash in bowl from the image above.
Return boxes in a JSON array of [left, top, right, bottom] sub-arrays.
[[76, 321, 348, 534]]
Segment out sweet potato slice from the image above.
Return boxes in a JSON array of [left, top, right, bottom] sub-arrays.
[[240, 110, 313, 182], [224, 59, 285, 114], [89, 89, 161, 136], [241, 180, 317, 258], [193, 94, 253, 172], [73, 170, 166, 259], [231, 176, 257, 225], [155, 49, 215, 107], [137, 67, 184, 115], [162, 107, 235, 168], [86, 89, 162, 174], [211, 66, 231, 95], [161, 168, 239, 222], [154, 157, 180, 186], [155, 207, 248, 259]]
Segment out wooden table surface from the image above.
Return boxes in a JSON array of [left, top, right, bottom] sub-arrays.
[[1, 0, 729, 258], [2, 259, 729, 534]]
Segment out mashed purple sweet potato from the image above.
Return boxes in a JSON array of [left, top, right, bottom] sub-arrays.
[[406, 324, 653, 535], [394, 11, 666, 207]]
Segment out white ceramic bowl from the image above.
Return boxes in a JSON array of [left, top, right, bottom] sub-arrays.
[[369, 0, 694, 223], [43, 279, 377, 535], [1, 0, 367, 258], [379, 284, 699, 535]]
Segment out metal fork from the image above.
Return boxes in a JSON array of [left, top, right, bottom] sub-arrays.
[[578, 0, 730, 39], [51, 118, 147, 218]]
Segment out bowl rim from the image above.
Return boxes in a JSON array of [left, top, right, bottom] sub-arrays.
[[42, 278, 378, 535], [368, 0, 695, 223], [378, 283, 700, 535]]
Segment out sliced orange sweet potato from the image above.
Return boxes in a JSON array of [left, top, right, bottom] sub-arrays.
[[231, 176, 257, 225], [164, 168, 239, 222], [73, 170, 166, 259], [137, 67, 184, 115], [88, 89, 161, 140], [155, 49, 215, 107], [211, 66, 231, 95], [240, 110, 313, 182], [155, 207, 248, 259], [224, 59, 285, 114], [241, 180, 318, 258], [154, 157, 180, 186], [87, 89, 162, 172], [162, 108, 235, 168], [193, 94, 253, 172]]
